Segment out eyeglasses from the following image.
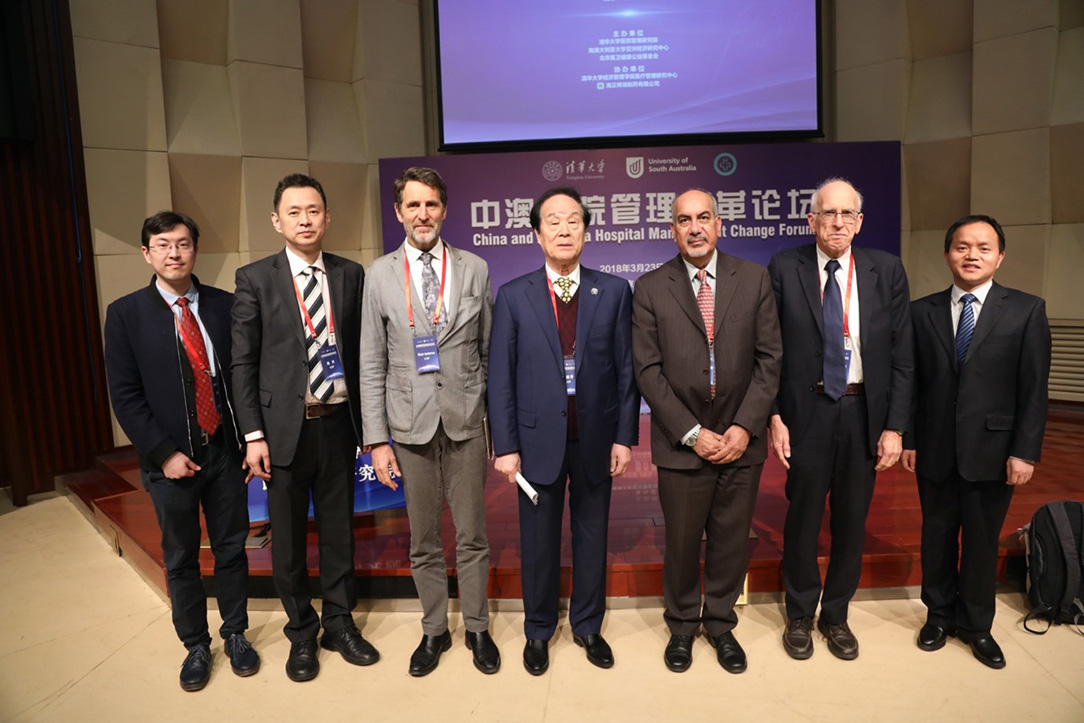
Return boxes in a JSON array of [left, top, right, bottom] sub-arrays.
[[147, 241, 195, 254], [814, 209, 860, 225]]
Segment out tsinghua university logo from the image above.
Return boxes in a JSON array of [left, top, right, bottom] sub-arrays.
[[542, 160, 563, 182], [625, 156, 644, 179]]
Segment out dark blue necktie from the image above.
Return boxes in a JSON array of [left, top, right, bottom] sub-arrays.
[[956, 293, 976, 367], [822, 259, 846, 400]]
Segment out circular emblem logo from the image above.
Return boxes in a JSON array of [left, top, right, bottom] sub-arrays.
[[542, 161, 563, 182], [713, 152, 737, 177]]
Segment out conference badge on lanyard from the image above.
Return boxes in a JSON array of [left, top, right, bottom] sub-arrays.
[[318, 333, 345, 381], [413, 334, 441, 374]]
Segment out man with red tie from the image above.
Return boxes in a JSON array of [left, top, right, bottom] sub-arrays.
[[105, 211, 258, 691]]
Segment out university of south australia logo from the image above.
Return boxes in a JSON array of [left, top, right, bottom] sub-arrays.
[[625, 157, 644, 179]]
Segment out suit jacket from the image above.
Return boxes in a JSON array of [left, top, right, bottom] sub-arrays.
[[632, 253, 782, 469], [907, 282, 1051, 482], [488, 266, 640, 485], [359, 241, 493, 446], [105, 275, 241, 472], [768, 244, 913, 453], [231, 249, 364, 467]]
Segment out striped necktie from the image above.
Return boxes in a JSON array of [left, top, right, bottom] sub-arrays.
[[956, 293, 976, 367], [696, 269, 715, 398], [302, 266, 333, 402]]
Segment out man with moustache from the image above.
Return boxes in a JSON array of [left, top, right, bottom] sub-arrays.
[[903, 214, 1050, 669], [632, 189, 781, 673], [360, 166, 500, 676], [232, 174, 377, 681], [488, 187, 640, 675], [768, 178, 912, 661]]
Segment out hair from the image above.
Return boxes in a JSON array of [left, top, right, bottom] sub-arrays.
[[393, 167, 448, 207], [529, 186, 592, 231], [944, 214, 1005, 253], [141, 211, 200, 248], [273, 173, 327, 212], [810, 177, 864, 213], [672, 188, 717, 221]]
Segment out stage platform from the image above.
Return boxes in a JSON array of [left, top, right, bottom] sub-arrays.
[[61, 409, 1084, 602]]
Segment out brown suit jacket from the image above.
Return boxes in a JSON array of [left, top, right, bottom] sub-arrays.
[[632, 252, 782, 469]]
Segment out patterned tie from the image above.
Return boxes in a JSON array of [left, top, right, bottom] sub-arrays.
[[696, 269, 715, 398], [302, 266, 333, 402], [174, 298, 221, 435], [822, 259, 846, 400], [554, 276, 574, 303], [420, 251, 446, 333], [956, 293, 976, 367]]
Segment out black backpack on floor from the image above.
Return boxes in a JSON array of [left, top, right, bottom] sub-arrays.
[[1022, 500, 1084, 634]]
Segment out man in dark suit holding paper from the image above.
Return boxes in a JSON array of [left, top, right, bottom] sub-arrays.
[[488, 187, 640, 675]]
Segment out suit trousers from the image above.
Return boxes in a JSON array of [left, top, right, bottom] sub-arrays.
[[143, 431, 249, 649], [267, 406, 358, 642], [782, 394, 875, 624], [396, 423, 491, 636], [519, 441, 612, 640], [657, 462, 761, 637], [917, 470, 1014, 634]]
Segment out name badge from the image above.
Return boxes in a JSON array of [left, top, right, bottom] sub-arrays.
[[843, 347, 852, 381], [317, 343, 344, 380], [564, 355, 576, 396], [413, 334, 441, 374]]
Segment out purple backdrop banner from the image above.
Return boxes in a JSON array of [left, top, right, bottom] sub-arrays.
[[378, 141, 901, 291]]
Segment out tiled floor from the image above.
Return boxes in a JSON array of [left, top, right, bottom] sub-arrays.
[[1, 495, 1082, 722]]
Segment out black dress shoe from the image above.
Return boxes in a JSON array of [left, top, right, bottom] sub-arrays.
[[664, 634, 694, 672], [286, 639, 319, 682], [958, 632, 1006, 669], [782, 616, 814, 660], [916, 623, 955, 652], [573, 633, 614, 669], [523, 639, 549, 676], [179, 643, 211, 691], [712, 631, 747, 674], [465, 630, 501, 674], [320, 625, 380, 666], [817, 618, 859, 660], [409, 631, 452, 677], [225, 633, 260, 676]]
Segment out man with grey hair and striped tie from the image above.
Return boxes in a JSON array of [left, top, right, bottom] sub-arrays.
[[232, 173, 378, 682]]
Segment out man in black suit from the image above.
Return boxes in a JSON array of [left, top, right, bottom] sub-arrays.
[[105, 211, 258, 691], [902, 214, 1051, 669], [232, 174, 377, 681], [768, 178, 913, 661]]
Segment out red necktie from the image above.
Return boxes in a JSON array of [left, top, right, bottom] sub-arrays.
[[696, 269, 715, 398], [175, 298, 221, 435]]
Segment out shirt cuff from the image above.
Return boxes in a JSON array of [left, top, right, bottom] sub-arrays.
[[244, 431, 265, 442], [681, 424, 702, 446]]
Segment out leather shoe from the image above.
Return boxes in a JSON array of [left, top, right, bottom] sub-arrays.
[[225, 633, 260, 677], [179, 643, 211, 691], [285, 639, 319, 682], [523, 639, 549, 675], [409, 631, 452, 677], [465, 630, 501, 674], [817, 618, 859, 660], [782, 616, 814, 660], [958, 631, 1006, 669], [712, 631, 747, 674], [573, 633, 614, 669], [916, 623, 955, 652], [664, 634, 694, 672], [320, 625, 380, 666]]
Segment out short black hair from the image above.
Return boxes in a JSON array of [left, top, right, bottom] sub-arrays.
[[273, 173, 327, 212], [141, 211, 200, 248], [529, 187, 592, 232], [944, 214, 1005, 253], [394, 167, 448, 207]]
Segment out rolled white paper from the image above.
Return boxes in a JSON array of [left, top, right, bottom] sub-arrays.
[[515, 472, 539, 505]]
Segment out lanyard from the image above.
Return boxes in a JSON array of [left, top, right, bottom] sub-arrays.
[[173, 308, 211, 376], [404, 249, 447, 331], [820, 253, 855, 339], [546, 275, 577, 354], [291, 268, 336, 341]]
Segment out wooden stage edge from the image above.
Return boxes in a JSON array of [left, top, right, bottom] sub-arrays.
[[59, 407, 1084, 602]]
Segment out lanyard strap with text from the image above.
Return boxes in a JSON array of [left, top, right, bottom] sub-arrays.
[[174, 310, 212, 376], [291, 270, 336, 341], [404, 250, 447, 333], [820, 253, 856, 339]]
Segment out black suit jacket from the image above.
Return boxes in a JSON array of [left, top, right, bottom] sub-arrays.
[[907, 282, 1051, 482], [231, 249, 364, 466], [768, 245, 913, 452]]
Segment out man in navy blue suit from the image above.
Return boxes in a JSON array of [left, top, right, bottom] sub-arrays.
[[488, 187, 640, 675]]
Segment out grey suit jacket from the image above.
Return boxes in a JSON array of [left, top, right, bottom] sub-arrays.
[[360, 241, 493, 446]]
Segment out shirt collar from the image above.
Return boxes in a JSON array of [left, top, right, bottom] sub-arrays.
[[682, 250, 717, 283], [815, 244, 852, 274], [285, 246, 325, 277], [405, 238, 445, 265], [545, 263, 580, 287], [156, 278, 197, 307], [952, 280, 993, 305]]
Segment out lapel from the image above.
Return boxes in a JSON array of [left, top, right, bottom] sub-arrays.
[[526, 267, 563, 371], [926, 288, 956, 370], [966, 281, 1007, 363], [664, 255, 706, 336], [796, 245, 824, 339], [272, 250, 306, 348], [574, 267, 603, 375], [854, 247, 878, 350], [324, 253, 345, 344], [712, 253, 738, 341], [440, 242, 465, 341]]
